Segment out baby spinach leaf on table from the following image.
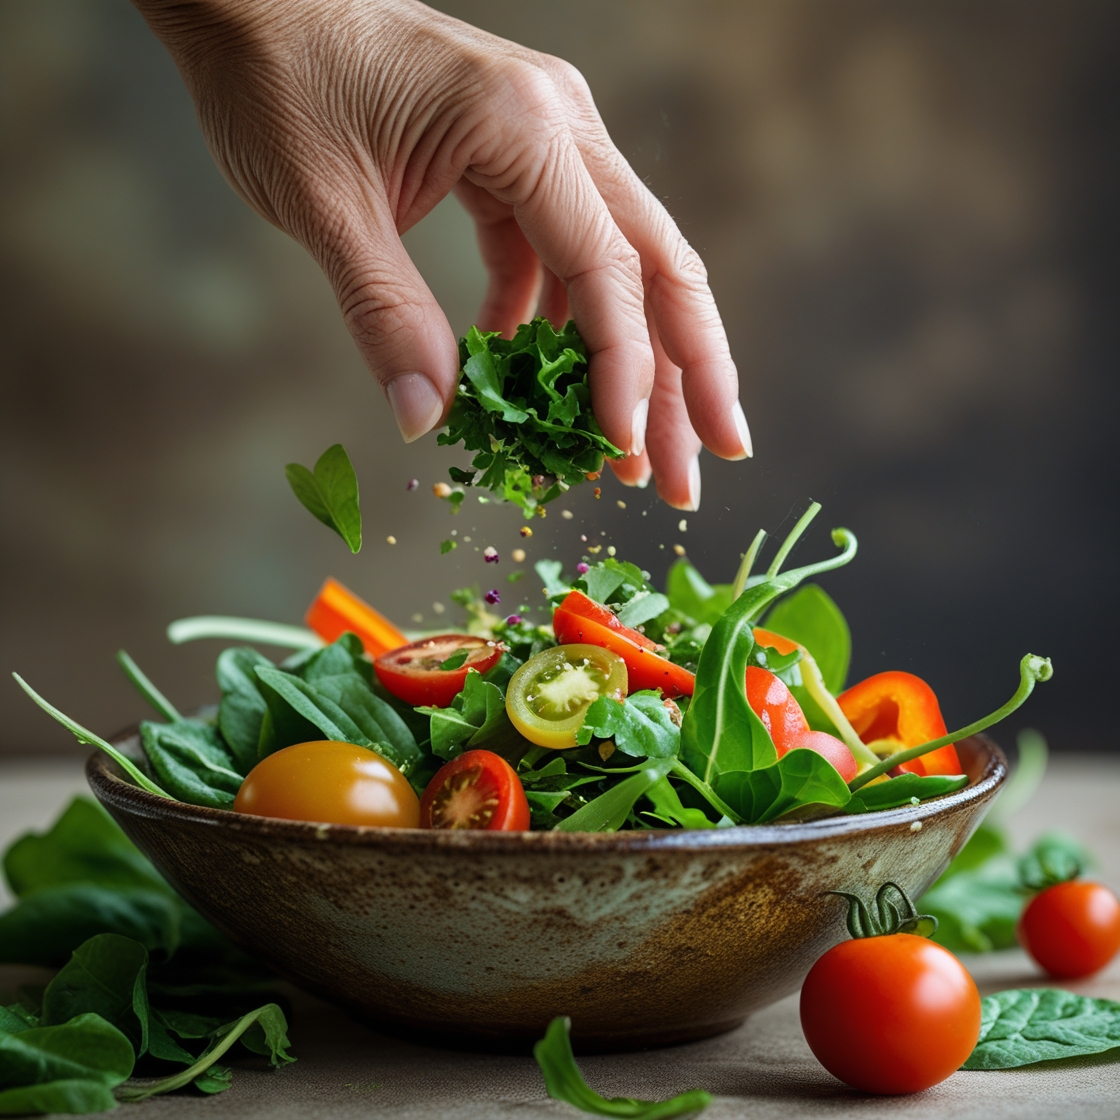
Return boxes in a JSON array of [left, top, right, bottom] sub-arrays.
[[844, 773, 968, 814], [534, 1016, 711, 1119], [918, 857, 1022, 953], [963, 989, 1120, 1069], [554, 760, 675, 833], [139, 720, 242, 810], [438, 319, 624, 515], [0, 1013, 135, 1091], [575, 693, 680, 759], [1018, 832, 1091, 891], [0, 1011, 30, 1036], [936, 823, 1008, 880], [715, 749, 852, 824], [0, 1077, 119, 1116], [761, 583, 850, 693], [215, 647, 273, 775], [284, 442, 362, 553]]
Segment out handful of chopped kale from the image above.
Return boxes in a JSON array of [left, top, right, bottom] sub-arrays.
[[438, 318, 624, 515]]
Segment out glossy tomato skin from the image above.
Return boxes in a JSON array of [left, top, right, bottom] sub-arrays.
[[419, 750, 530, 831], [374, 635, 503, 708], [788, 732, 857, 782], [234, 740, 420, 828], [745, 666, 809, 750], [800, 933, 981, 1095], [1018, 880, 1120, 979], [552, 591, 695, 698]]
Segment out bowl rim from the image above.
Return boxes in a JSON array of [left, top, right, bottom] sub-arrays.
[[87, 728, 1007, 854]]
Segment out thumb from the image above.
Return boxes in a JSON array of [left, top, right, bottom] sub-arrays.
[[320, 200, 460, 443]]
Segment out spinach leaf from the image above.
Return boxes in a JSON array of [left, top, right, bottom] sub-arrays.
[[844, 773, 968, 813], [40, 935, 150, 1056], [963, 989, 1120, 1069], [1018, 832, 1089, 891], [761, 583, 850, 693], [716, 749, 852, 824], [215, 647, 273, 775], [665, 560, 734, 626], [254, 667, 372, 752], [139, 720, 243, 810], [438, 319, 624, 515], [0, 1077, 119, 1115], [919, 858, 1022, 953], [284, 443, 362, 553], [116, 650, 181, 723], [615, 592, 671, 630], [0, 1013, 134, 1090], [575, 693, 680, 759], [534, 1016, 711, 1118], [553, 760, 674, 832]]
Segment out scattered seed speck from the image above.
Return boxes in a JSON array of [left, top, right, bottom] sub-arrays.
[[484, 546, 499, 563], [432, 602, 445, 614], [520, 526, 533, 538], [484, 589, 501, 605], [587, 544, 602, 554], [463, 536, 472, 543], [406, 478, 418, 491], [561, 509, 574, 520], [673, 543, 686, 556], [616, 500, 626, 510], [511, 548, 526, 563], [659, 543, 665, 550], [386, 535, 397, 545], [535, 506, 547, 518], [411, 613, 423, 624], [607, 546, 617, 556], [678, 519, 688, 532], [432, 482, 452, 498], [641, 510, 648, 516], [586, 470, 601, 481], [577, 562, 590, 575], [594, 487, 601, 499], [910, 821, 923, 832]]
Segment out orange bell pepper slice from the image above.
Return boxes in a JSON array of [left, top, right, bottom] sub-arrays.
[[305, 577, 407, 659], [836, 671, 961, 776]]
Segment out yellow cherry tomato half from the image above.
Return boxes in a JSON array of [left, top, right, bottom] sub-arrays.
[[233, 740, 420, 828], [505, 643, 628, 749]]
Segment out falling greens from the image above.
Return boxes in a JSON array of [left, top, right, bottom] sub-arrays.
[[285, 443, 362, 553]]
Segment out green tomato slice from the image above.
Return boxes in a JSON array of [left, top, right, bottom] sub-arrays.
[[506, 644, 628, 749]]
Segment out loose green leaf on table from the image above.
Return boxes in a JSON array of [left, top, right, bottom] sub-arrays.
[[0, 1077, 119, 1116], [534, 1016, 711, 1119], [963, 989, 1120, 1069], [285, 443, 362, 553], [575, 692, 680, 759], [0, 1013, 135, 1096]]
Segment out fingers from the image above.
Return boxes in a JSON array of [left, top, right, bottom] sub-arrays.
[[317, 193, 460, 443], [641, 324, 703, 510], [537, 267, 570, 328]]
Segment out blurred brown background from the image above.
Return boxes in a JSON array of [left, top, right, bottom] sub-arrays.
[[2, 1, 1117, 758]]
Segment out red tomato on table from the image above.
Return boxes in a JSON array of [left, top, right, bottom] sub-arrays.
[[1018, 879, 1120, 979]]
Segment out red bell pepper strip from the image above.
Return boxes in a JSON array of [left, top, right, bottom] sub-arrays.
[[551, 590, 696, 698], [305, 577, 408, 659], [837, 671, 962, 776]]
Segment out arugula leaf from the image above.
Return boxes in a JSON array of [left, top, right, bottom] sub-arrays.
[[139, 720, 243, 810], [535, 559, 572, 599], [554, 760, 674, 832], [575, 693, 680, 759], [761, 584, 850, 692], [417, 670, 518, 762], [963, 989, 1120, 1069], [215, 648, 272, 775], [438, 320, 624, 515], [534, 1016, 711, 1118], [715, 749, 852, 824], [844, 773, 969, 813], [284, 443, 362, 552]]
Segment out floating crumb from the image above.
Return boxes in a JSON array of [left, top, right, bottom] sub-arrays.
[[659, 543, 665, 550], [577, 562, 590, 575], [463, 536, 472, 543], [673, 543, 686, 556], [520, 525, 533, 538], [607, 546, 617, 557], [535, 506, 547, 518], [477, 495, 490, 504], [432, 482, 452, 498], [411, 613, 423, 624], [507, 570, 525, 583], [678, 519, 688, 532], [406, 478, 418, 491], [586, 470, 601, 482], [910, 796, 920, 806], [432, 602, 445, 614], [484, 589, 501, 605], [587, 544, 602, 554], [617, 500, 626, 510], [598, 741, 616, 762], [511, 548, 526, 563], [593, 487, 601, 499], [561, 509, 574, 520], [386, 535, 397, 545], [440, 539, 457, 554], [642, 510, 648, 517], [484, 546, 499, 563], [910, 820, 923, 832]]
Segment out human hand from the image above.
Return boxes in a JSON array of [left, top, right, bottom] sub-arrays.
[[134, 0, 751, 509]]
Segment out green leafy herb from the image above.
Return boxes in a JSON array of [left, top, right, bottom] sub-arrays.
[[534, 1016, 711, 1118], [417, 670, 522, 763], [440, 538, 457, 554], [438, 320, 624, 515], [664, 560, 736, 627], [116, 650, 181, 723], [716, 748, 852, 824], [554, 760, 674, 832], [761, 584, 850, 692], [285, 443, 362, 552], [844, 773, 969, 814], [575, 693, 680, 759], [963, 989, 1120, 1069]]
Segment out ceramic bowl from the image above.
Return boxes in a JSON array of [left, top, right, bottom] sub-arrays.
[[88, 733, 1006, 1052]]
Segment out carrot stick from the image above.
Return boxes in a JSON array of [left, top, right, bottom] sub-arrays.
[[305, 577, 407, 658]]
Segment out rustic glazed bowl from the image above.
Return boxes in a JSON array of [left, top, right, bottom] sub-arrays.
[[88, 734, 1006, 1052]]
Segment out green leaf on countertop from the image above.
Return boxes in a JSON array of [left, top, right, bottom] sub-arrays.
[[438, 319, 624, 515], [215, 647, 272, 775], [574, 693, 680, 759], [963, 989, 1120, 1069], [936, 823, 1008, 881], [534, 1016, 711, 1118], [1018, 832, 1091, 891], [285, 443, 362, 553], [716, 748, 852, 824], [0, 1078, 120, 1116], [844, 772, 968, 813], [761, 583, 850, 693], [139, 720, 243, 810], [554, 760, 674, 833], [0, 1013, 135, 1092]]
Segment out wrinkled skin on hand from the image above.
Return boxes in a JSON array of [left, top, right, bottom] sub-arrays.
[[134, 0, 752, 508]]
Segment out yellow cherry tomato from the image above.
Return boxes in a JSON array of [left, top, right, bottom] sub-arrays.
[[505, 644, 628, 749], [233, 740, 419, 827]]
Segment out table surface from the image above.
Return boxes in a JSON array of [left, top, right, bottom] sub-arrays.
[[2, 754, 1118, 1119]]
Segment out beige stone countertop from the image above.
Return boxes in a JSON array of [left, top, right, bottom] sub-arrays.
[[2, 754, 1118, 1119]]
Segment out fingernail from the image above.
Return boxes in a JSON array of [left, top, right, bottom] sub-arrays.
[[384, 374, 444, 443], [621, 464, 653, 489], [685, 454, 701, 511], [731, 401, 753, 459], [630, 397, 649, 457]]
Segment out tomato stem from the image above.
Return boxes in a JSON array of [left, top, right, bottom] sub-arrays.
[[847, 654, 1053, 791], [831, 882, 938, 939]]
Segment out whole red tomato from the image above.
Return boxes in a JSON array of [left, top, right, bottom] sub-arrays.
[[800, 932, 981, 1094], [1018, 879, 1120, 979]]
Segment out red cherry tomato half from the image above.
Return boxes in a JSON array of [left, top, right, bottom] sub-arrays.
[[745, 666, 809, 751], [552, 590, 695, 698], [1018, 879, 1120, 979], [788, 732, 857, 783], [419, 750, 530, 831], [800, 933, 981, 1095], [374, 635, 504, 708]]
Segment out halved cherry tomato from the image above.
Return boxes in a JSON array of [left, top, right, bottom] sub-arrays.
[[374, 635, 504, 708], [234, 740, 419, 827], [419, 749, 530, 831], [1018, 880, 1120, 979], [837, 671, 962, 777], [506, 644, 628, 749], [552, 590, 695, 698]]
